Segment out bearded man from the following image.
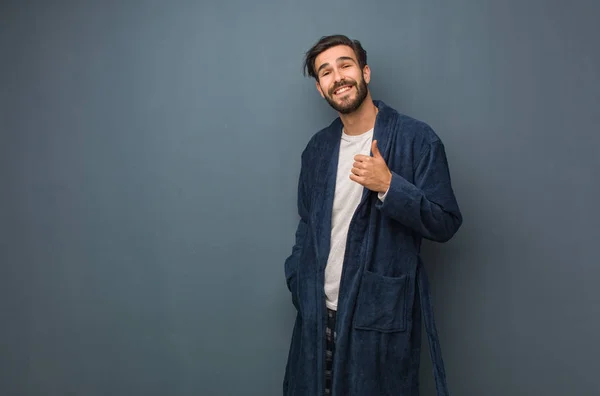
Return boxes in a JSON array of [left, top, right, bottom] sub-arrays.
[[283, 34, 463, 396]]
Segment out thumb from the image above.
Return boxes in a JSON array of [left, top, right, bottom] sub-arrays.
[[372, 139, 382, 158]]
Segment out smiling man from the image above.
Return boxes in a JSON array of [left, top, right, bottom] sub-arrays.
[[283, 35, 463, 396]]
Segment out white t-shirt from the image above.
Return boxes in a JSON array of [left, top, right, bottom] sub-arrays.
[[324, 128, 374, 311]]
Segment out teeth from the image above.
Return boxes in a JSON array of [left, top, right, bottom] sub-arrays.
[[335, 86, 351, 94]]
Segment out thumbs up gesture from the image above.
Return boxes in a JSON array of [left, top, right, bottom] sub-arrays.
[[350, 140, 392, 193]]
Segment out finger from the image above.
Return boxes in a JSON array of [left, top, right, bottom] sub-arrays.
[[350, 167, 365, 176], [372, 140, 382, 158], [354, 154, 371, 162], [349, 173, 364, 185]]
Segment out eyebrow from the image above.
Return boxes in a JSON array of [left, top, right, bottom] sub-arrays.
[[316, 56, 357, 74]]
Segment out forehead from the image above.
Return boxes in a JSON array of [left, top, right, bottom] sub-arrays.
[[314, 45, 357, 69]]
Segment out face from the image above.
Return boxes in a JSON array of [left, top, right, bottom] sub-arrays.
[[314, 45, 370, 114]]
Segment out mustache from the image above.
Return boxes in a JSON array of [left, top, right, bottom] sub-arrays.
[[329, 80, 356, 95]]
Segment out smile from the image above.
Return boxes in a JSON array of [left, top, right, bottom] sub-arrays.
[[333, 85, 353, 95]]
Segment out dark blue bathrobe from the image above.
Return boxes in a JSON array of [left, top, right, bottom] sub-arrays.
[[283, 100, 462, 396]]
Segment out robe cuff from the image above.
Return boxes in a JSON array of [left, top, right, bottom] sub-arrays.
[[375, 171, 421, 215], [377, 186, 389, 201]]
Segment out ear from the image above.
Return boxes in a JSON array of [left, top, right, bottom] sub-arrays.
[[316, 80, 325, 98], [362, 65, 371, 84]]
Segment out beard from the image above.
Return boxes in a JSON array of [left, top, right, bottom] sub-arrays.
[[324, 76, 369, 114]]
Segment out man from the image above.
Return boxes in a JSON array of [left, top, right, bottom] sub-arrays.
[[283, 35, 462, 396]]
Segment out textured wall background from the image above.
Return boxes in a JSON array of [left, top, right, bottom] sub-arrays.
[[1, 1, 598, 395]]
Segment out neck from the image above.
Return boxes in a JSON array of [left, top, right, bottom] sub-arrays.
[[339, 95, 378, 136]]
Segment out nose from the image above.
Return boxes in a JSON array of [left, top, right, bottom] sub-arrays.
[[332, 67, 344, 82]]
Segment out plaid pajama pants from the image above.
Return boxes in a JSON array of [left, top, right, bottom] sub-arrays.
[[325, 308, 337, 395]]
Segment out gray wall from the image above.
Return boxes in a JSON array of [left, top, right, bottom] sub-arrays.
[[1, 1, 598, 395]]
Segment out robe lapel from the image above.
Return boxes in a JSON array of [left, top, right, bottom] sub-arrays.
[[372, 101, 395, 160], [312, 120, 343, 271], [359, 100, 394, 202]]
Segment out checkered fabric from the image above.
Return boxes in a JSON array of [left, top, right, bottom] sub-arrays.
[[325, 308, 337, 395]]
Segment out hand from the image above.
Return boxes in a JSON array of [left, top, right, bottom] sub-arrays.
[[350, 140, 392, 193]]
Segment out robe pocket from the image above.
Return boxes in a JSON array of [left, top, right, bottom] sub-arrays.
[[353, 270, 409, 333]]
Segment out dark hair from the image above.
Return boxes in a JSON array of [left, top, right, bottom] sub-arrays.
[[303, 34, 367, 80]]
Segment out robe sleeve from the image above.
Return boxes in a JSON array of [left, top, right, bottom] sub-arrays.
[[375, 139, 462, 242], [284, 149, 310, 293]]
